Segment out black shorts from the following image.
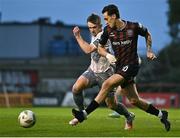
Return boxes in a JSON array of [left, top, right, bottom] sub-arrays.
[[115, 64, 140, 88]]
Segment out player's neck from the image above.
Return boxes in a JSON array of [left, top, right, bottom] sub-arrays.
[[115, 19, 125, 30]]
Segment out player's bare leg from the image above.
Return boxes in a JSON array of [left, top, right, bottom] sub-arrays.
[[122, 84, 171, 131]]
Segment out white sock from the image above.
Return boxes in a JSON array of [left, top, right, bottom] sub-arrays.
[[158, 110, 163, 118]]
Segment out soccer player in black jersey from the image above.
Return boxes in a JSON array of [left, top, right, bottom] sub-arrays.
[[69, 13, 135, 130], [72, 4, 171, 131]]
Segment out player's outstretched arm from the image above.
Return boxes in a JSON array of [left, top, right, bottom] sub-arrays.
[[73, 26, 96, 54], [145, 31, 157, 60]]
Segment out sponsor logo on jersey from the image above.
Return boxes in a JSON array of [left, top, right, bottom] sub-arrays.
[[121, 40, 132, 46], [112, 40, 132, 46], [112, 41, 121, 45]]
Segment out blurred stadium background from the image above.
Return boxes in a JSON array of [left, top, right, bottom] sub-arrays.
[[0, 0, 179, 111]]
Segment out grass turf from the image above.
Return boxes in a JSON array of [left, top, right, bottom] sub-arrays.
[[0, 107, 179, 137]]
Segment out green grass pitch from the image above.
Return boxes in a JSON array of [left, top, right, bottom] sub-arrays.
[[0, 107, 179, 137]]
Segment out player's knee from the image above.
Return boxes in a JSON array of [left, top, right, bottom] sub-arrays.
[[129, 98, 139, 106], [72, 84, 80, 94]]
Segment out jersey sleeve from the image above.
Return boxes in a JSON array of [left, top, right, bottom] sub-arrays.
[[136, 22, 148, 37], [99, 26, 109, 47]]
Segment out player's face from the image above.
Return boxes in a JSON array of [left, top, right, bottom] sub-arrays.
[[103, 12, 116, 28], [87, 22, 101, 37]]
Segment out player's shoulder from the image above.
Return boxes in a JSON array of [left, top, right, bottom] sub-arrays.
[[126, 20, 142, 29], [104, 25, 108, 29], [103, 25, 111, 31], [103, 25, 112, 34], [126, 20, 139, 26]]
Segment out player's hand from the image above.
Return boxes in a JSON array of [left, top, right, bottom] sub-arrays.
[[73, 26, 80, 38], [147, 50, 157, 60], [106, 53, 117, 64]]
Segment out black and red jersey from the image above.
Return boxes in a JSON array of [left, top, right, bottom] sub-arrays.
[[99, 20, 148, 66]]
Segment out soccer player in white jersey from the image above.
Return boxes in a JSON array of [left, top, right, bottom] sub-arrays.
[[69, 13, 135, 130]]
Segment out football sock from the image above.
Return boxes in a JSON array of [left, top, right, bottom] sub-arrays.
[[146, 104, 159, 116], [114, 102, 130, 118], [73, 92, 84, 111], [85, 100, 99, 115]]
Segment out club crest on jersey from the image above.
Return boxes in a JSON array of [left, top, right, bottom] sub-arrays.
[[127, 30, 133, 37]]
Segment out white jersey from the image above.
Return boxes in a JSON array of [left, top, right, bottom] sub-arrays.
[[89, 32, 113, 73]]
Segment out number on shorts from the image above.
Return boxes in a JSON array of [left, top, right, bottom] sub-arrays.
[[122, 65, 128, 72]]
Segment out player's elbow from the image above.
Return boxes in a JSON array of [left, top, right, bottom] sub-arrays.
[[84, 50, 91, 54], [84, 46, 96, 54]]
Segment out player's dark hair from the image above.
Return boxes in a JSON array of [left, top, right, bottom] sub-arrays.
[[87, 13, 101, 25], [102, 4, 120, 19]]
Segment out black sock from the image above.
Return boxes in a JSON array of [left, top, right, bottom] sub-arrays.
[[146, 104, 159, 116], [85, 100, 99, 115], [73, 92, 84, 111], [114, 102, 130, 118]]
